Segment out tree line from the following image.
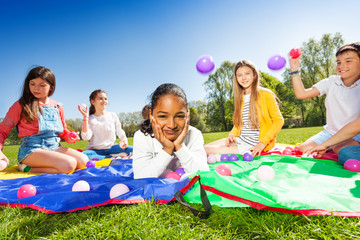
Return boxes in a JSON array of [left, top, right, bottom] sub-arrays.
[[1, 33, 343, 145]]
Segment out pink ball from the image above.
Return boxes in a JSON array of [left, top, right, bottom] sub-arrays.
[[285, 146, 294, 151], [344, 159, 360, 172], [294, 146, 300, 152], [215, 164, 231, 176], [17, 184, 37, 199], [109, 183, 130, 199], [257, 165, 275, 181], [289, 48, 301, 58], [282, 149, 292, 155], [165, 171, 181, 181], [207, 154, 217, 163], [215, 154, 222, 162]]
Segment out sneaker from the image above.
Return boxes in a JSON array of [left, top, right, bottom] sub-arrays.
[[16, 163, 31, 172]]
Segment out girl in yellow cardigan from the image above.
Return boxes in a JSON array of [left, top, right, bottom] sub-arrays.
[[205, 60, 284, 156]]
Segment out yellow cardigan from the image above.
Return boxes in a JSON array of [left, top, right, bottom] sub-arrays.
[[229, 88, 284, 151]]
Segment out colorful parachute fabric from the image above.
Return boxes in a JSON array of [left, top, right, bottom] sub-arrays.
[[184, 155, 360, 217], [1, 154, 360, 217], [0, 159, 189, 213]]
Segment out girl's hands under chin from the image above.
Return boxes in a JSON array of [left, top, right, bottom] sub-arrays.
[[173, 110, 190, 151], [151, 116, 174, 155]]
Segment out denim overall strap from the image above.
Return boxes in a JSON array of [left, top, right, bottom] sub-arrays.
[[17, 104, 64, 162], [37, 104, 64, 136]]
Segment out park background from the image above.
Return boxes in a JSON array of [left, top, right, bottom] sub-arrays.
[[1, 0, 360, 145], [1, 1, 360, 238]]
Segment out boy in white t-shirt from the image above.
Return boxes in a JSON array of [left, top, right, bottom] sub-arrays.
[[289, 42, 360, 154]]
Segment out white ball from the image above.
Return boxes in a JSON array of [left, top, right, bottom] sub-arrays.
[[72, 180, 90, 191], [257, 165, 275, 181], [215, 154, 222, 162], [110, 183, 130, 199], [0, 160, 7, 170], [80, 103, 87, 112], [207, 154, 217, 163]]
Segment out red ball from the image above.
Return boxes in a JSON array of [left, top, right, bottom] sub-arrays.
[[215, 164, 231, 176], [289, 48, 301, 58], [68, 131, 78, 139], [285, 146, 294, 151], [17, 184, 37, 199], [165, 172, 181, 181]]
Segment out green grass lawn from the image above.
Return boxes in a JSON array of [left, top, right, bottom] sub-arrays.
[[1, 126, 359, 239]]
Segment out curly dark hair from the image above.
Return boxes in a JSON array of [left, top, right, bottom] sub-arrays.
[[139, 83, 187, 136]]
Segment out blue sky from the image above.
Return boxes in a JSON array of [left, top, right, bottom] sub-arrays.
[[1, 0, 359, 119]]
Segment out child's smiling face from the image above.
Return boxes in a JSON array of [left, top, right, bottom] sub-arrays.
[[29, 77, 51, 103], [236, 66, 255, 94], [152, 94, 187, 141], [336, 50, 360, 82]]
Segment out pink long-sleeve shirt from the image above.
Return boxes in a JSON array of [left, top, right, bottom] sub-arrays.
[[0, 100, 70, 149]]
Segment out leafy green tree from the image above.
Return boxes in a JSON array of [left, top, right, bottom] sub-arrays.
[[118, 112, 143, 137], [188, 101, 208, 132], [283, 32, 344, 126], [65, 119, 82, 133], [204, 61, 235, 131]]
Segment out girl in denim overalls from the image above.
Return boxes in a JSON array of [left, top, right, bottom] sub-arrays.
[[0, 66, 88, 173]]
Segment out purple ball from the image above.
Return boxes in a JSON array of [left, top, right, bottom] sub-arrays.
[[92, 158, 99, 161], [196, 55, 215, 74], [220, 154, 230, 161], [267, 54, 286, 70], [175, 167, 186, 176], [243, 152, 253, 162], [229, 154, 239, 161], [86, 160, 96, 168]]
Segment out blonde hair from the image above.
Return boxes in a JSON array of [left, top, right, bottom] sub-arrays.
[[232, 60, 261, 130]]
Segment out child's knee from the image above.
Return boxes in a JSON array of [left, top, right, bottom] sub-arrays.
[[60, 158, 77, 174], [332, 145, 342, 154], [77, 154, 89, 168]]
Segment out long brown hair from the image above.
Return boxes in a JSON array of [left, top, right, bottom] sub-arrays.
[[19, 66, 56, 122], [232, 60, 261, 130], [89, 89, 107, 115]]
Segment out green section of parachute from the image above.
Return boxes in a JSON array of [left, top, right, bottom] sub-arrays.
[[184, 155, 360, 213]]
